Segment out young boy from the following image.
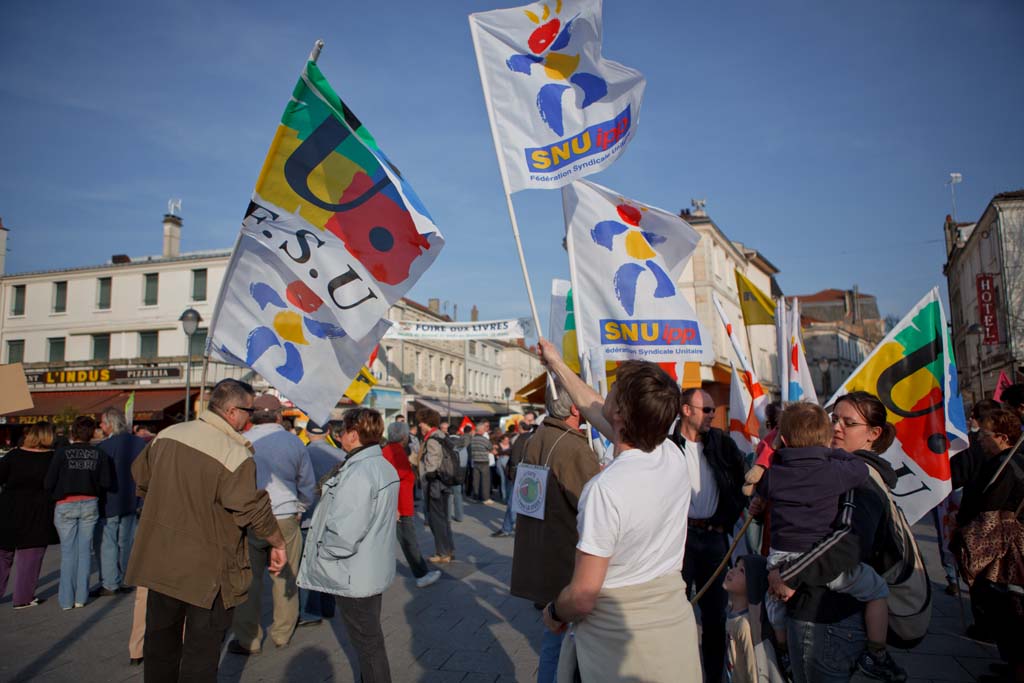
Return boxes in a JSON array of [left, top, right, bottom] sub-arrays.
[[723, 555, 784, 683], [755, 403, 906, 682]]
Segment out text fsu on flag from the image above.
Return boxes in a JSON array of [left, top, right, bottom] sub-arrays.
[[524, 105, 632, 174]]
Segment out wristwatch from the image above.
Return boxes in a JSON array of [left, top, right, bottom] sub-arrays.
[[547, 601, 562, 623]]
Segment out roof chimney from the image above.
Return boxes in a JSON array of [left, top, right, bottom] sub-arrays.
[[162, 214, 182, 258], [0, 217, 8, 276], [428, 298, 440, 313], [471, 305, 479, 322]]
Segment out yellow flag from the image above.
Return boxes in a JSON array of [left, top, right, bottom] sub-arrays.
[[343, 366, 377, 405], [735, 270, 775, 325]]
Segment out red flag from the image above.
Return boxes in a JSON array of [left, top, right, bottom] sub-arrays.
[[458, 416, 476, 433], [994, 370, 1012, 402]]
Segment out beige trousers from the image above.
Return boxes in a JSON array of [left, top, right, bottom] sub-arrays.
[[129, 586, 148, 659], [231, 514, 303, 649]]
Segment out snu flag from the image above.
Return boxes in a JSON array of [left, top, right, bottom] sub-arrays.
[[826, 288, 969, 525], [208, 56, 444, 424], [735, 269, 775, 326], [564, 179, 711, 367], [469, 0, 646, 192]]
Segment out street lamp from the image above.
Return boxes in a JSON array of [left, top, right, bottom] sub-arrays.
[[504, 386, 511, 415], [816, 358, 831, 399], [967, 323, 984, 402], [444, 372, 454, 424], [179, 308, 202, 422]]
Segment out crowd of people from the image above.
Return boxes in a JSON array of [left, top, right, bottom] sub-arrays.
[[0, 358, 1022, 683]]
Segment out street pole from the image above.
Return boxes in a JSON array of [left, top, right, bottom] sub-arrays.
[[184, 338, 194, 422], [445, 372, 454, 424], [179, 308, 202, 423]]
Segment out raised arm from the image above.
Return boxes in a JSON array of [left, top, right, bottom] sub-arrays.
[[537, 338, 615, 442]]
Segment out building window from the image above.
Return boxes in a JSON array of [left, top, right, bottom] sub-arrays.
[[469, 341, 477, 356], [143, 273, 159, 306], [192, 269, 207, 302], [48, 337, 65, 363], [93, 333, 110, 361], [7, 340, 24, 364], [97, 277, 112, 310], [53, 281, 67, 313], [139, 331, 158, 359], [10, 285, 25, 316], [188, 328, 207, 357]]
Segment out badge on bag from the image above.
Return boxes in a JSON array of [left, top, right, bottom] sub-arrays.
[[511, 463, 548, 520]]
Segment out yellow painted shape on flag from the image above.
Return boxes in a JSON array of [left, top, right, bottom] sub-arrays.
[[544, 53, 581, 80], [735, 270, 775, 325], [255, 125, 364, 231], [843, 341, 941, 427], [344, 366, 377, 405], [273, 311, 308, 345], [625, 231, 657, 260], [681, 362, 703, 389], [562, 328, 580, 373]]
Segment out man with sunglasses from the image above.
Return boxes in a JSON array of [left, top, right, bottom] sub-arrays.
[[126, 378, 286, 682], [670, 388, 747, 683]]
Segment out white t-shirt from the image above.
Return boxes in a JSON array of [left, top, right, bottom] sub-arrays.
[[576, 439, 692, 589], [682, 439, 719, 520]]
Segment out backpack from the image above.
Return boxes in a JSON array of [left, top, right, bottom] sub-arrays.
[[866, 467, 932, 648], [431, 433, 465, 488]]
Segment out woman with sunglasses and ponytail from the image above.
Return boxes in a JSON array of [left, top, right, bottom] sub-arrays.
[[766, 391, 908, 683]]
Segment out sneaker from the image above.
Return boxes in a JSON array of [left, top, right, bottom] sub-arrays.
[[227, 639, 261, 656], [856, 649, 907, 682], [490, 530, 512, 537], [296, 616, 322, 628], [427, 554, 453, 564], [73, 602, 86, 609], [944, 581, 960, 596], [14, 598, 44, 610], [89, 587, 116, 598], [416, 570, 442, 589], [483, 500, 496, 506]]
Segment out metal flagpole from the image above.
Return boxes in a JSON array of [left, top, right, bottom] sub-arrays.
[[469, 18, 557, 400]]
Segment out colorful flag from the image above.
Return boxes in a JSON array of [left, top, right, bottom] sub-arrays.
[[207, 57, 444, 424], [826, 288, 969, 525], [124, 391, 135, 429], [993, 369, 1013, 402], [735, 270, 775, 326], [564, 179, 711, 367], [549, 279, 581, 372], [469, 0, 646, 193], [343, 346, 379, 405], [713, 291, 767, 424], [729, 363, 759, 454], [788, 298, 818, 403]]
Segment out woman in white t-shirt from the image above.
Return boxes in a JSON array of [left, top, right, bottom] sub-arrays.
[[537, 339, 703, 683]]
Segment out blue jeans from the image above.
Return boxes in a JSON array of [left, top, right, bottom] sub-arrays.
[[537, 628, 564, 683], [788, 612, 866, 683], [500, 479, 516, 534], [95, 513, 137, 590], [54, 499, 99, 609], [496, 459, 508, 503], [449, 484, 464, 522]]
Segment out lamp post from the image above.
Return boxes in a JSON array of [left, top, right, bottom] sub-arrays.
[[444, 372, 454, 424], [816, 358, 831, 400], [179, 308, 202, 422], [504, 386, 511, 415], [967, 323, 985, 402]]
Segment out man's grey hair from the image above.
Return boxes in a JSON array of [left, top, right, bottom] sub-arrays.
[[545, 379, 575, 420], [208, 379, 255, 418], [387, 420, 409, 443], [102, 407, 129, 435]]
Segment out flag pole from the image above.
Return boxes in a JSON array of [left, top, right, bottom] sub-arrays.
[[309, 39, 324, 63], [468, 17, 557, 400]]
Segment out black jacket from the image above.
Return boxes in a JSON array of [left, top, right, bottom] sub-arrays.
[[957, 446, 1024, 527], [780, 450, 900, 624], [670, 426, 747, 531], [44, 443, 114, 502]]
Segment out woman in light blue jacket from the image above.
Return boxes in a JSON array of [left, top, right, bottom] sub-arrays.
[[298, 408, 399, 683]]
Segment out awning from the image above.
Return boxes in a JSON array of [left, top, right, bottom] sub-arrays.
[[410, 398, 495, 419], [2, 388, 197, 424], [515, 374, 547, 404]]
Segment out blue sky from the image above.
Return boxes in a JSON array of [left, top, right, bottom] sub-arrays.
[[1, 0, 1022, 331]]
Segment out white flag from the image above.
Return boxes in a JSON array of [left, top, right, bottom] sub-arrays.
[[788, 298, 818, 403], [564, 179, 711, 365], [469, 0, 645, 193], [728, 363, 758, 455]]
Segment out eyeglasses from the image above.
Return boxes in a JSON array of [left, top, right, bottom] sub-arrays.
[[687, 405, 715, 415], [830, 414, 866, 429]]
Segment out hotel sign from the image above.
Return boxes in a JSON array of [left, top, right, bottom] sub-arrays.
[[976, 274, 1000, 345], [25, 367, 182, 385]]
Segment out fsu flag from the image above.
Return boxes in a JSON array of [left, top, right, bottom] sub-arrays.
[[564, 179, 711, 367], [729, 363, 759, 454], [469, 0, 645, 192], [208, 57, 444, 424], [827, 288, 969, 525]]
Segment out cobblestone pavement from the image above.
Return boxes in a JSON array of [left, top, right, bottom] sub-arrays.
[[0, 499, 1001, 682]]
